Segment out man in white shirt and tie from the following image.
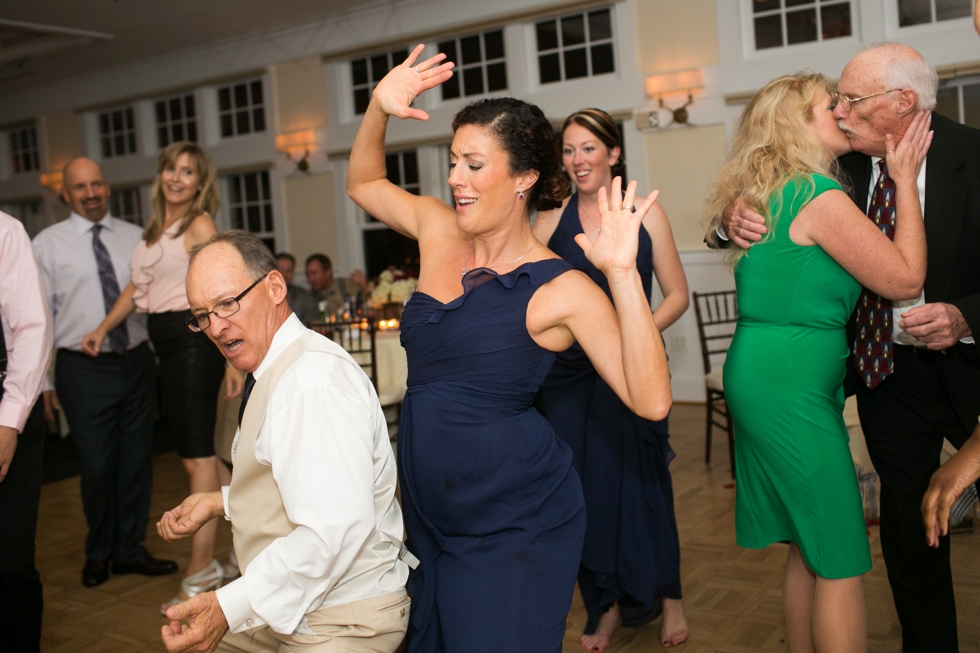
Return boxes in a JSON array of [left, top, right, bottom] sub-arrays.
[[157, 230, 411, 653], [32, 158, 177, 588]]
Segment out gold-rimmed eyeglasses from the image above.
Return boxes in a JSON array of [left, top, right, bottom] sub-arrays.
[[830, 89, 903, 113], [186, 272, 269, 332]]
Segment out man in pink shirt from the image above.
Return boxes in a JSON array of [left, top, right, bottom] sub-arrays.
[[0, 210, 53, 653]]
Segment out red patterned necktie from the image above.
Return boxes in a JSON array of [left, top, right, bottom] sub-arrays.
[[853, 161, 896, 389]]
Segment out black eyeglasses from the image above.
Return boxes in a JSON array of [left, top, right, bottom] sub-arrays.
[[186, 272, 269, 332]]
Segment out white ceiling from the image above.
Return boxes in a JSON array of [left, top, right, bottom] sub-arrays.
[[0, 1, 356, 92]]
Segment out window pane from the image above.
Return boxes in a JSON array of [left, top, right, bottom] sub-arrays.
[[155, 101, 167, 124], [234, 83, 248, 108], [564, 48, 588, 79], [439, 40, 458, 65], [898, 0, 932, 26], [253, 107, 266, 132], [786, 8, 817, 44], [125, 108, 135, 129], [354, 88, 371, 114], [157, 127, 169, 148], [821, 3, 852, 39], [385, 154, 401, 185], [102, 138, 112, 159], [441, 72, 461, 99], [260, 171, 271, 199], [229, 176, 242, 204], [536, 20, 559, 51], [263, 205, 274, 233], [220, 114, 234, 138], [392, 50, 409, 66], [754, 0, 780, 11], [250, 80, 263, 105], [588, 9, 612, 41], [486, 62, 508, 91], [115, 134, 125, 155], [236, 110, 250, 134], [112, 111, 124, 131], [363, 228, 421, 279], [170, 98, 182, 120], [562, 15, 586, 46], [187, 121, 198, 143], [231, 206, 244, 229], [172, 123, 184, 142], [371, 54, 389, 82], [218, 87, 231, 112], [484, 30, 505, 60], [591, 43, 615, 75], [128, 133, 137, 153], [754, 13, 784, 49], [935, 86, 959, 121], [99, 113, 110, 134], [964, 83, 980, 129], [244, 173, 259, 202], [402, 152, 419, 185], [785, 0, 811, 6], [539, 53, 561, 84], [461, 35, 482, 65], [185, 96, 196, 118], [352, 59, 368, 86], [463, 66, 485, 96]]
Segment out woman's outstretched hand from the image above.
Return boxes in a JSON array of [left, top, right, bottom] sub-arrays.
[[885, 110, 932, 185], [575, 177, 660, 276], [372, 44, 455, 121]]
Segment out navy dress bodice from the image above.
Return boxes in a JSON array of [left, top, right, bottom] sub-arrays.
[[398, 260, 586, 653], [538, 194, 681, 633]]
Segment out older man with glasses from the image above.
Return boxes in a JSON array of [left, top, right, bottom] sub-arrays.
[[716, 43, 980, 652], [158, 229, 412, 653]]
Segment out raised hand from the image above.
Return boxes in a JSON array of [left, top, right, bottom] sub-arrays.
[[885, 110, 932, 184], [575, 177, 660, 276], [372, 44, 455, 121], [157, 491, 223, 541]]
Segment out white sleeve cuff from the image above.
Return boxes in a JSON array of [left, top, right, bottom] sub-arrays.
[[215, 578, 265, 633], [715, 225, 730, 241], [221, 486, 231, 521]]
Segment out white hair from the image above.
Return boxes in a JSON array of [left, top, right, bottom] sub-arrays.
[[863, 43, 938, 110]]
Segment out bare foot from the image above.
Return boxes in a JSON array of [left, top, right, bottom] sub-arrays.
[[581, 602, 622, 653], [660, 598, 689, 648]]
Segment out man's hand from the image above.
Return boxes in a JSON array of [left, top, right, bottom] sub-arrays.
[[157, 492, 224, 541], [349, 268, 371, 294], [922, 426, 980, 548], [0, 426, 17, 483], [223, 366, 245, 400], [722, 196, 767, 249], [42, 390, 60, 422], [899, 303, 971, 350], [161, 591, 229, 653]]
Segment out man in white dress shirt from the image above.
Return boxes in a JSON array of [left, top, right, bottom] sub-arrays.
[[32, 158, 177, 588], [157, 230, 411, 653]]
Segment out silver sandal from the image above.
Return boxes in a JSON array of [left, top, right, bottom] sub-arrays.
[[159, 558, 224, 616]]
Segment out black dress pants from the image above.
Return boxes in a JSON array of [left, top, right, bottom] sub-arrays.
[[856, 344, 980, 653], [0, 399, 44, 653], [55, 344, 155, 564]]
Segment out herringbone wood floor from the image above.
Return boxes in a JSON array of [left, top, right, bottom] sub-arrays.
[[35, 403, 980, 652]]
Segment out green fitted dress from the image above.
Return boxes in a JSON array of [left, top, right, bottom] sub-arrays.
[[723, 173, 872, 579]]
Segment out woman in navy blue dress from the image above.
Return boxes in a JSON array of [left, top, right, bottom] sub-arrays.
[[533, 109, 690, 651], [346, 47, 672, 653]]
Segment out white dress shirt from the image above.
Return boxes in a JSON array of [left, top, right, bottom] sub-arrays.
[[32, 212, 148, 353], [216, 314, 407, 635], [0, 212, 52, 432]]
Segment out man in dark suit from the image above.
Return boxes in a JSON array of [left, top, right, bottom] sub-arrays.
[[719, 43, 980, 653]]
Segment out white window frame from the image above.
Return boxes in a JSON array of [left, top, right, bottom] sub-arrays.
[[349, 47, 411, 117], [437, 29, 509, 101], [223, 169, 276, 250], [738, 0, 857, 59], [97, 105, 139, 159], [216, 78, 267, 139], [3, 198, 45, 237], [109, 185, 145, 226], [936, 73, 980, 127], [8, 124, 40, 175], [153, 92, 199, 149], [533, 6, 617, 86]]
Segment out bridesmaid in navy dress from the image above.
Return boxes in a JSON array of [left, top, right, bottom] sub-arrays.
[[346, 46, 672, 653], [533, 109, 690, 651]]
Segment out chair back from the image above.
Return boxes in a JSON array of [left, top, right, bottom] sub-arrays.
[[309, 318, 379, 391], [692, 290, 738, 375]]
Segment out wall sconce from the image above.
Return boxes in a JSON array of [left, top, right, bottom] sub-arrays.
[[275, 129, 317, 172], [40, 171, 63, 194], [641, 68, 705, 128]]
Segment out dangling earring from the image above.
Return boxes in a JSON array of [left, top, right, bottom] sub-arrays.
[[518, 189, 525, 200]]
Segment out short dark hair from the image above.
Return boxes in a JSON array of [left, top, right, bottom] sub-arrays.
[[275, 252, 296, 265], [305, 253, 332, 270], [189, 229, 279, 280], [451, 97, 570, 213], [563, 108, 625, 179]]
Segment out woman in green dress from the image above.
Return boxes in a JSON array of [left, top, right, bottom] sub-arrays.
[[706, 73, 931, 652]]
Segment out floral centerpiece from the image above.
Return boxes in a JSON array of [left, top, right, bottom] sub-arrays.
[[371, 267, 418, 319]]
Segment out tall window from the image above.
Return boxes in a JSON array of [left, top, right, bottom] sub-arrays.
[[752, 0, 852, 50], [217, 79, 266, 138], [362, 150, 420, 277], [4, 199, 44, 237], [155, 93, 198, 148], [350, 48, 409, 115], [535, 8, 615, 85], [898, 0, 972, 25], [439, 30, 507, 100], [98, 107, 137, 158], [110, 187, 144, 226], [936, 76, 980, 129], [9, 125, 39, 174], [226, 170, 275, 251]]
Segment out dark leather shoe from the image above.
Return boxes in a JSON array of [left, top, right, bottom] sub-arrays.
[[113, 554, 178, 577], [82, 559, 110, 587]]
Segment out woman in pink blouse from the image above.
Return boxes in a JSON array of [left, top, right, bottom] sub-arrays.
[[83, 141, 234, 612]]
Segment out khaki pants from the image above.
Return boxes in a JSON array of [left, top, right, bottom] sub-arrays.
[[217, 590, 410, 652]]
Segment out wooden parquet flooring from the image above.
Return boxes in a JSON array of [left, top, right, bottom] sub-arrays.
[[35, 403, 980, 652]]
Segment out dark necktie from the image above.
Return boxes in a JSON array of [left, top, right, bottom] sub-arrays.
[[237, 373, 256, 427], [853, 161, 896, 390], [91, 224, 129, 354]]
